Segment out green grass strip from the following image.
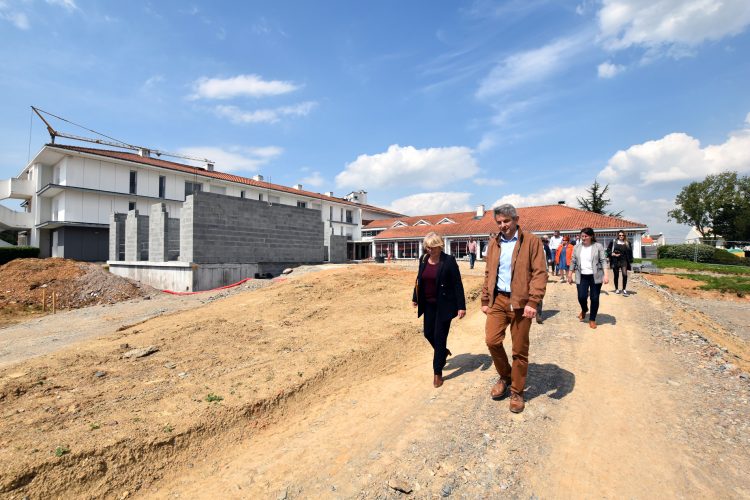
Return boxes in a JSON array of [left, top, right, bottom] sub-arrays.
[[648, 258, 750, 276], [676, 273, 750, 295]]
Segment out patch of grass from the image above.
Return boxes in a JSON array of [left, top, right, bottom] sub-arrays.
[[205, 393, 223, 403], [54, 445, 70, 457], [677, 273, 750, 295], [652, 259, 750, 275], [163, 424, 174, 433], [89, 423, 100, 431]]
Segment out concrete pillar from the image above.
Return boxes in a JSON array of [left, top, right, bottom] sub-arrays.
[[125, 210, 149, 262], [149, 203, 168, 262], [109, 213, 126, 261], [179, 195, 195, 263]]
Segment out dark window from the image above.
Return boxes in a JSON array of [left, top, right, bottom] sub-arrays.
[[158, 176, 166, 198], [240, 190, 246, 199], [297, 201, 307, 209], [184, 181, 202, 199], [129, 171, 137, 194], [128, 201, 136, 211], [259, 193, 264, 201], [346, 210, 353, 223], [329, 206, 333, 220]]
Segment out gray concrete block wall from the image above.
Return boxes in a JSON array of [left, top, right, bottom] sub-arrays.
[[182, 192, 324, 264], [109, 213, 126, 261], [328, 235, 348, 263], [124, 211, 150, 261], [149, 203, 168, 262]]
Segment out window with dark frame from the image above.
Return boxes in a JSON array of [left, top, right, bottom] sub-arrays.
[[297, 201, 307, 209], [184, 181, 202, 199], [346, 210, 353, 223], [129, 171, 137, 194], [240, 190, 246, 199], [128, 201, 136, 211], [158, 176, 166, 199]]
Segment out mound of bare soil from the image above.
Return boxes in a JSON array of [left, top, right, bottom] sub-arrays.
[[0, 258, 155, 316]]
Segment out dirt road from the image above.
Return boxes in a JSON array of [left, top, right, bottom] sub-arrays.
[[1, 264, 748, 499]]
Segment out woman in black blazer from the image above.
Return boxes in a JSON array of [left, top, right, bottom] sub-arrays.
[[412, 232, 466, 388]]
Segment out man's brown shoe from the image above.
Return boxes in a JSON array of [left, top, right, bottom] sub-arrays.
[[577, 311, 585, 321], [589, 320, 597, 329], [433, 374, 443, 388], [509, 392, 525, 413], [490, 379, 509, 400]]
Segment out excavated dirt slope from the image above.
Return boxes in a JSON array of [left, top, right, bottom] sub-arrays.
[[0, 259, 154, 326]]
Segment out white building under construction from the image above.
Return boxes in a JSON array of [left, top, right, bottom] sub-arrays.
[[0, 143, 402, 261]]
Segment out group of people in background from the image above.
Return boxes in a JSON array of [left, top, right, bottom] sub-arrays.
[[411, 206, 635, 413]]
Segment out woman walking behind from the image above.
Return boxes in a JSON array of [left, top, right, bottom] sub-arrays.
[[607, 231, 634, 296], [568, 228, 609, 329], [555, 236, 573, 283], [412, 232, 466, 388]]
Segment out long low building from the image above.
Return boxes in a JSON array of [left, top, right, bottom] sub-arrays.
[[363, 204, 648, 259], [0, 143, 402, 261]]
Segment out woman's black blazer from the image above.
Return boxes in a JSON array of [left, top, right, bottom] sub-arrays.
[[412, 252, 466, 321]]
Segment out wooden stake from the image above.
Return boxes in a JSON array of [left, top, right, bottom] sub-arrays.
[[52, 292, 56, 314], [42, 288, 46, 312]]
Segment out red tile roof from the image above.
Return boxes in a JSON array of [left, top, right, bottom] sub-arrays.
[[46, 144, 404, 217], [366, 205, 647, 240]]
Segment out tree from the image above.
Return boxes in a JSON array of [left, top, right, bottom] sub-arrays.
[[668, 171, 750, 244], [577, 179, 622, 217]]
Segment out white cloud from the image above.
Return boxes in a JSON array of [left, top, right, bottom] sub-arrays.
[[177, 145, 283, 173], [142, 75, 164, 90], [599, 126, 750, 185], [491, 186, 584, 209], [299, 171, 325, 188], [190, 74, 300, 100], [388, 192, 474, 216], [597, 61, 624, 78], [0, 4, 29, 29], [46, 0, 78, 11], [335, 144, 479, 190], [597, 0, 750, 52], [476, 35, 587, 99], [214, 102, 316, 124], [473, 177, 506, 187]]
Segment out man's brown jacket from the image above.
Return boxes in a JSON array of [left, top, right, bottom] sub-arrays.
[[481, 226, 548, 310]]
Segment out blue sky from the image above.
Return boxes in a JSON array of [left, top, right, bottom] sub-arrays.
[[2, 0, 750, 240]]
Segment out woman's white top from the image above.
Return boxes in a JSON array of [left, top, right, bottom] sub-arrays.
[[580, 245, 594, 275]]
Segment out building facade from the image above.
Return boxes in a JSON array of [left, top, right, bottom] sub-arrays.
[[363, 204, 648, 259], [0, 144, 402, 261]]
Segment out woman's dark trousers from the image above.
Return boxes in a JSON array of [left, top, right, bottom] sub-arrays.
[[423, 301, 452, 375], [577, 274, 602, 320], [613, 265, 628, 290]]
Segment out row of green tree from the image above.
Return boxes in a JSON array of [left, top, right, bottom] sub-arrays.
[[575, 172, 750, 245]]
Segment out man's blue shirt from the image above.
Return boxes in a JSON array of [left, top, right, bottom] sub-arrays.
[[496, 230, 518, 292]]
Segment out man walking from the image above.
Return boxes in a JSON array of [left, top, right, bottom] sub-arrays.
[[481, 204, 548, 413], [468, 237, 477, 269], [548, 230, 563, 275]]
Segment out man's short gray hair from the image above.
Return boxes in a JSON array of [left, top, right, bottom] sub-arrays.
[[493, 204, 518, 218]]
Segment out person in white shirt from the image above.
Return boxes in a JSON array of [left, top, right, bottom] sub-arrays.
[[548, 230, 563, 274], [567, 227, 609, 329]]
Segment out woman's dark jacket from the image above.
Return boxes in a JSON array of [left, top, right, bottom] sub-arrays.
[[412, 252, 466, 321], [606, 239, 634, 269]]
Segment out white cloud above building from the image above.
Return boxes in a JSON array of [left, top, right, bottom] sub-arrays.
[[190, 74, 300, 100], [335, 144, 479, 190], [177, 145, 283, 172], [388, 192, 474, 216]]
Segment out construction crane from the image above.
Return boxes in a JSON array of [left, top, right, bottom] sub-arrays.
[[31, 106, 215, 169]]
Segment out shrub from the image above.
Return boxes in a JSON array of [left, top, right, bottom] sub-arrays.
[[658, 244, 750, 266], [0, 246, 40, 265]]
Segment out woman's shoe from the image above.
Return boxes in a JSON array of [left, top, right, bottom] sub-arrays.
[[589, 320, 597, 329], [433, 374, 444, 388], [446, 348, 452, 357], [577, 311, 586, 321]]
